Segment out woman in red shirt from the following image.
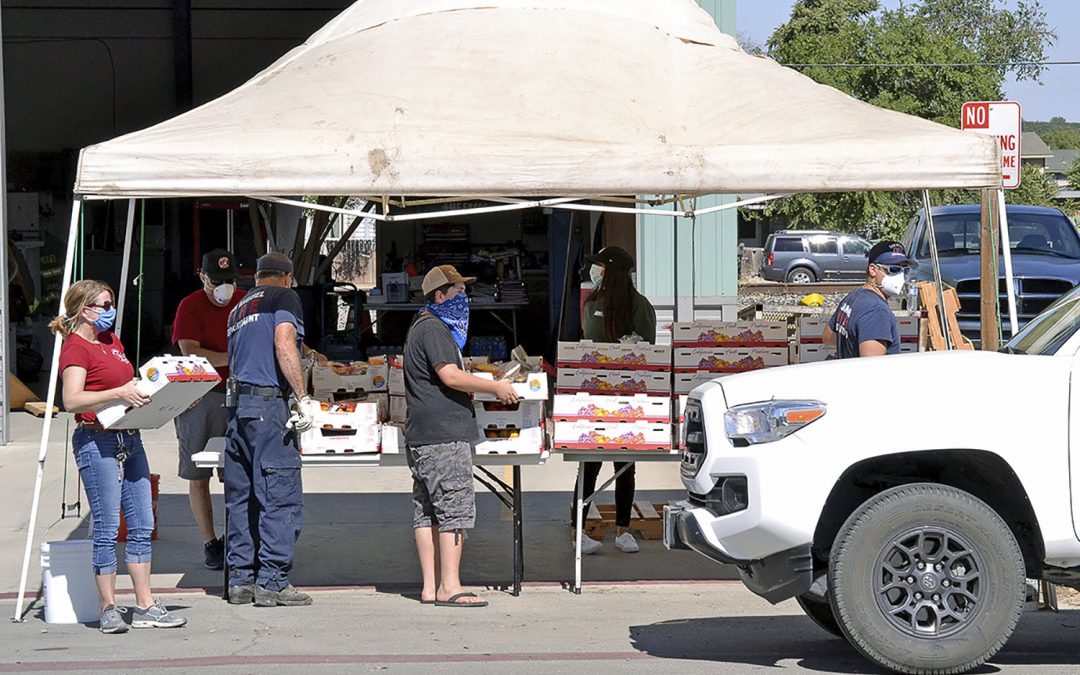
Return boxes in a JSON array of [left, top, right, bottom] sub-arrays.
[[51, 280, 186, 634]]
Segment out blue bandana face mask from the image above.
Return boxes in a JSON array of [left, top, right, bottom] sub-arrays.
[[424, 292, 470, 350]]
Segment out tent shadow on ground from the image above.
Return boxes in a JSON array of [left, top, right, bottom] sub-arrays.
[[62, 490, 737, 591], [628, 610, 1080, 673]]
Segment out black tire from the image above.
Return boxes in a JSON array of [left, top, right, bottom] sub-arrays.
[[786, 267, 815, 284], [828, 483, 1026, 675], [796, 593, 844, 639]]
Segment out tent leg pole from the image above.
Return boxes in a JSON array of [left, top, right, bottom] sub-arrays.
[[921, 190, 952, 350], [115, 198, 137, 339], [12, 197, 83, 622], [997, 189, 1019, 336]]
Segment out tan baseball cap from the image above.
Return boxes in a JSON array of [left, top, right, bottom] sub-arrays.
[[421, 264, 477, 295]]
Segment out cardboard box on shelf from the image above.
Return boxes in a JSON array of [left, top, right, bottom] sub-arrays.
[[308, 399, 380, 429], [556, 369, 670, 396], [798, 343, 833, 364], [552, 393, 671, 423], [312, 357, 388, 393], [673, 371, 724, 395], [97, 356, 221, 430], [475, 426, 545, 455], [472, 371, 549, 401], [474, 400, 544, 430], [797, 316, 830, 343], [389, 395, 407, 423], [553, 420, 672, 451], [673, 347, 788, 373], [672, 320, 787, 347], [556, 341, 671, 371], [381, 423, 406, 454], [300, 422, 380, 455], [388, 366, 405, 396]]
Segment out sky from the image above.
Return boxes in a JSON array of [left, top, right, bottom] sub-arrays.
[[736, 0, 1080, 123]]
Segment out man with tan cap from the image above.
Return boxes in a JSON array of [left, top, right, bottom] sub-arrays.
[[404, 264, 518, 608]]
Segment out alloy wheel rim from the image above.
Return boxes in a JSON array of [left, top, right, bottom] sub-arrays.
[[873, 526, 984, 639]]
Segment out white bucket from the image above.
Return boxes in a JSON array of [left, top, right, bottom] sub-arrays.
[[41, 541, 100, 624]]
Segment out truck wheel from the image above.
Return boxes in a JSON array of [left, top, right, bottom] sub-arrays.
[[796, 594, 843, 638], [786, 267, 815, 284], [829, 483, 1026, 674]]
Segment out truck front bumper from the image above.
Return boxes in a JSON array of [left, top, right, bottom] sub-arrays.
[[665, 504, 813, 604]]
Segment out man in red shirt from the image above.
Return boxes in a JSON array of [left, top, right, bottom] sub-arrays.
[[172, 249, 245, 570]]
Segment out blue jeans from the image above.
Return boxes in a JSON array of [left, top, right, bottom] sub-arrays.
[[74, 429, 154, 576]]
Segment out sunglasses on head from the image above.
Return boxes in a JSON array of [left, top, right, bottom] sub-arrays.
[[88, 301, 114, 311]]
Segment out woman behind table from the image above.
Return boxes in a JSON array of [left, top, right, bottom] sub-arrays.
[[50, 280, 187, 634], [570, 246, 657, 555]]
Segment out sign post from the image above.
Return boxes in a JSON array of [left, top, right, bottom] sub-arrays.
[[962, 101, 1021, 344]]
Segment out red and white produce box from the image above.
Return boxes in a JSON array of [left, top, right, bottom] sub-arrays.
[[552, 393, 670, 423], [300, 421, 380, 454], [98, 356, 221, 430], [674, 347, 788, 372], [381, 423, 406, 454], [672, 320, 787, 347], [556, 341, 671, 371], [674, 371, 723, 395], [475, 426, 546, 455], [553, 420, 672, 451], [556, 368, 670, 396]]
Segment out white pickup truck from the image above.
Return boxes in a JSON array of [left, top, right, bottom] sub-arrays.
[[665, 287, 1080, 674]]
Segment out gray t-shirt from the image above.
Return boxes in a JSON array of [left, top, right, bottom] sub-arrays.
[[403, 313, 476, 445]]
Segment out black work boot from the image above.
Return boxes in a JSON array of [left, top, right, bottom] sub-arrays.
[[204, 536, 225, 570], [254, 584, 313, 607], [228, 584, 255, 605]]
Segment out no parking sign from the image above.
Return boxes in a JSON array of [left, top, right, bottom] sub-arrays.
[[961, 101, 1022, 189]]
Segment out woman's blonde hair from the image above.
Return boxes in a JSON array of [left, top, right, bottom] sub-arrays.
[[48, 280, 114, 338]]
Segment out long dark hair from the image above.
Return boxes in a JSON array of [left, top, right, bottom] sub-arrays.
[[588, 266, 635, 342]]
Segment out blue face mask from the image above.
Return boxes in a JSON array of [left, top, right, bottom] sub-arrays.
[[91, 307, 116, 332], [424, 292, 470, 350]]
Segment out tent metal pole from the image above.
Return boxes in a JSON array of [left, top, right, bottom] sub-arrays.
[[13, 196, 84, 622], [997, 188, 1019, 336], [921, 190, 952, 350], [115, 198, 137, 338]]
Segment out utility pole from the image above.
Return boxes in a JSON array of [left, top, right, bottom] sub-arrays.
[[979, 189, 1000, 350]]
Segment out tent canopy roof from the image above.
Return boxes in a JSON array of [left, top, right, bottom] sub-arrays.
[[74, 0, 1002, 198]]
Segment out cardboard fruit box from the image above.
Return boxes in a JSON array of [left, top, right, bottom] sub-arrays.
[[553, 420, 672, 451], [472, 370, 550, 401], [475, 426, 546, 455], [556, 341, 671, 371], [308, 399, 380, 428], [474, 400, 544, 430], [673, 347, 788, 373], [97, 356, 221, 430], [556, 368, 671, 396], [674, 371, 724, 395], [300, 422, 380, 455], [312, 356, 389, 393], [381, 423, 406, 454], [552, 393, 671, 423], [389, 395, 407, 424], [672, 320, 787, 347]]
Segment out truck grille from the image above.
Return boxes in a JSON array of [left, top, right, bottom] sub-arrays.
[[681, 399, 706, 479], [955, 277, 1074, 334]]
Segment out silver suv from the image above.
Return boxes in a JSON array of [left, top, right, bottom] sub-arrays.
[[760, 230, 871, 283]]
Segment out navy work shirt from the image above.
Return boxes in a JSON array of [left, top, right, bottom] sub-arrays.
[[828, 288, 900, 359], [226, 284, 304, 390]]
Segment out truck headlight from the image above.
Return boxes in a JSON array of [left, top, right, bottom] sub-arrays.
[[723, 400, 826, 445]]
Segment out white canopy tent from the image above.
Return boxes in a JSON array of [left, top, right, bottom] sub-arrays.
[[17, 0, 1010, 619]]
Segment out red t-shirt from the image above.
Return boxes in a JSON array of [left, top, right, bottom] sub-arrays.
[[171, 287, 245, 384], [59, 332, 135, 425]]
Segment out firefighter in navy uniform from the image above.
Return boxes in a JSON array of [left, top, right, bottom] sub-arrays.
[[223, 252, 315, 607]]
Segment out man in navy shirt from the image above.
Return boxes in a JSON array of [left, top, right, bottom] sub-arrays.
[[224, 252, 313, 607], [823, 241, 911, 359]]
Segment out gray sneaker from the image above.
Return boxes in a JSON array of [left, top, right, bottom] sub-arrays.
[[99, 604, 128, 634], [228, 584, 255, 605], [254, 584, 313, 607], [131, 601, 187, 629]]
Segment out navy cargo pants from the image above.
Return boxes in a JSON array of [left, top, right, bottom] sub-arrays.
[[224, 393, 303, 592]]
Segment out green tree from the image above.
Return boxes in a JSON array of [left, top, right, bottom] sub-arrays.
[[1067, 158, 1080, 192], [758, 0, 1055, 237], [1005, 164, 1059, 207]]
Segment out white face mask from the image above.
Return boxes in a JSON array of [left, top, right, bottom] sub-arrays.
[[212, 283, 236, 305], [589, 264, 604, 286], [880, 271, 906, 298]]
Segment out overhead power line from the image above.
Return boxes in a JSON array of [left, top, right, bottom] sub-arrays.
[[782, 60, 1080, 68]]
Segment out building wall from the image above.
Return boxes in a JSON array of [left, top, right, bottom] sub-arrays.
[[636, 0, 739, 338]]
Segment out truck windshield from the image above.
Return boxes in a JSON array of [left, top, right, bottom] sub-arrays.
[[1006, 288, 1080, 355], [917, 212, 1080, 259]]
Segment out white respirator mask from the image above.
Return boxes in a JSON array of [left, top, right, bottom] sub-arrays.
[[880, 272, 906, 298], [589, 264, 604, 287], [213, 283, 236, 305]]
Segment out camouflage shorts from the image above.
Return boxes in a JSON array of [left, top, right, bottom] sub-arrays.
[[406, 440, 475, 531]]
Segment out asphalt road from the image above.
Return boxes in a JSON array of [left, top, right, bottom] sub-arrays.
[[4, 582, 1080, 673]]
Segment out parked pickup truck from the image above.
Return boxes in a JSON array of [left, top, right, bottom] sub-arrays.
[[665, 284, 1080, 674]]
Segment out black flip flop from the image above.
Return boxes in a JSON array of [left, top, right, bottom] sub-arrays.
[[420, 599, 435, 605], [435, 592, 488, 608]]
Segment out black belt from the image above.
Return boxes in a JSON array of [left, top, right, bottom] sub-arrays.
[[237, 384, 285, 397]]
